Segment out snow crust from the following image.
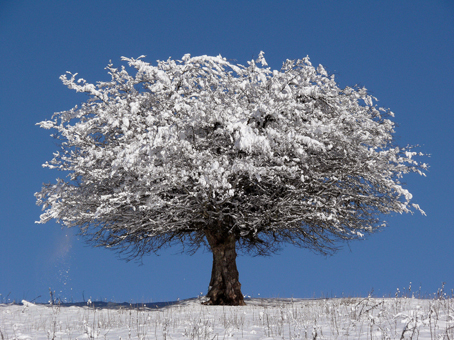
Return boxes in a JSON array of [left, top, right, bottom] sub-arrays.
[[1, 297, 452, 339]]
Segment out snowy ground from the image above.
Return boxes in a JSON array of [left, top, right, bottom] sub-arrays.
[[1, 295, 453, 339]]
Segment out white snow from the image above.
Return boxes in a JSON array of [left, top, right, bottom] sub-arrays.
[[2, 296, 453, 339]]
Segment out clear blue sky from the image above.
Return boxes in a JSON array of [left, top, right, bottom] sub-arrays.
[[1, 0, 453, 304]]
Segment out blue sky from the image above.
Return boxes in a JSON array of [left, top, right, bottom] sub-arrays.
[[1, 0, 453, 304]]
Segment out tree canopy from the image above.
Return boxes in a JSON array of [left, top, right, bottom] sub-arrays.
[[36, 52, 427, 305]]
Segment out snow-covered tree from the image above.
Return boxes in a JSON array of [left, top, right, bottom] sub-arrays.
[[36, 52, 427, 305]]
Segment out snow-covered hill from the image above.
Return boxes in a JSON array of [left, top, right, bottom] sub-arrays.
[[1, 296, 453, 339]]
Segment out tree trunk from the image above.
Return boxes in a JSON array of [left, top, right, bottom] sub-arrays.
[[203, 230, 245, 306]]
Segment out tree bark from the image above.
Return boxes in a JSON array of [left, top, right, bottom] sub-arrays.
[[203, 229, 245, 306]]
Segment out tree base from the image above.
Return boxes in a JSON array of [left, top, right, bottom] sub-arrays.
[[203, 290, 246, 306], [202, 299, 246, 306]]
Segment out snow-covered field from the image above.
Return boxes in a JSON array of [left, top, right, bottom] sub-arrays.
[[1, 295, 453, 339]]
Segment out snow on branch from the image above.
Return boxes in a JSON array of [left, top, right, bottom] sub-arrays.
[[36, 52, 427, 258]]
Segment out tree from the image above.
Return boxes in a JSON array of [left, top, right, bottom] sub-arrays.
[[36, 52, 427, 305]]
